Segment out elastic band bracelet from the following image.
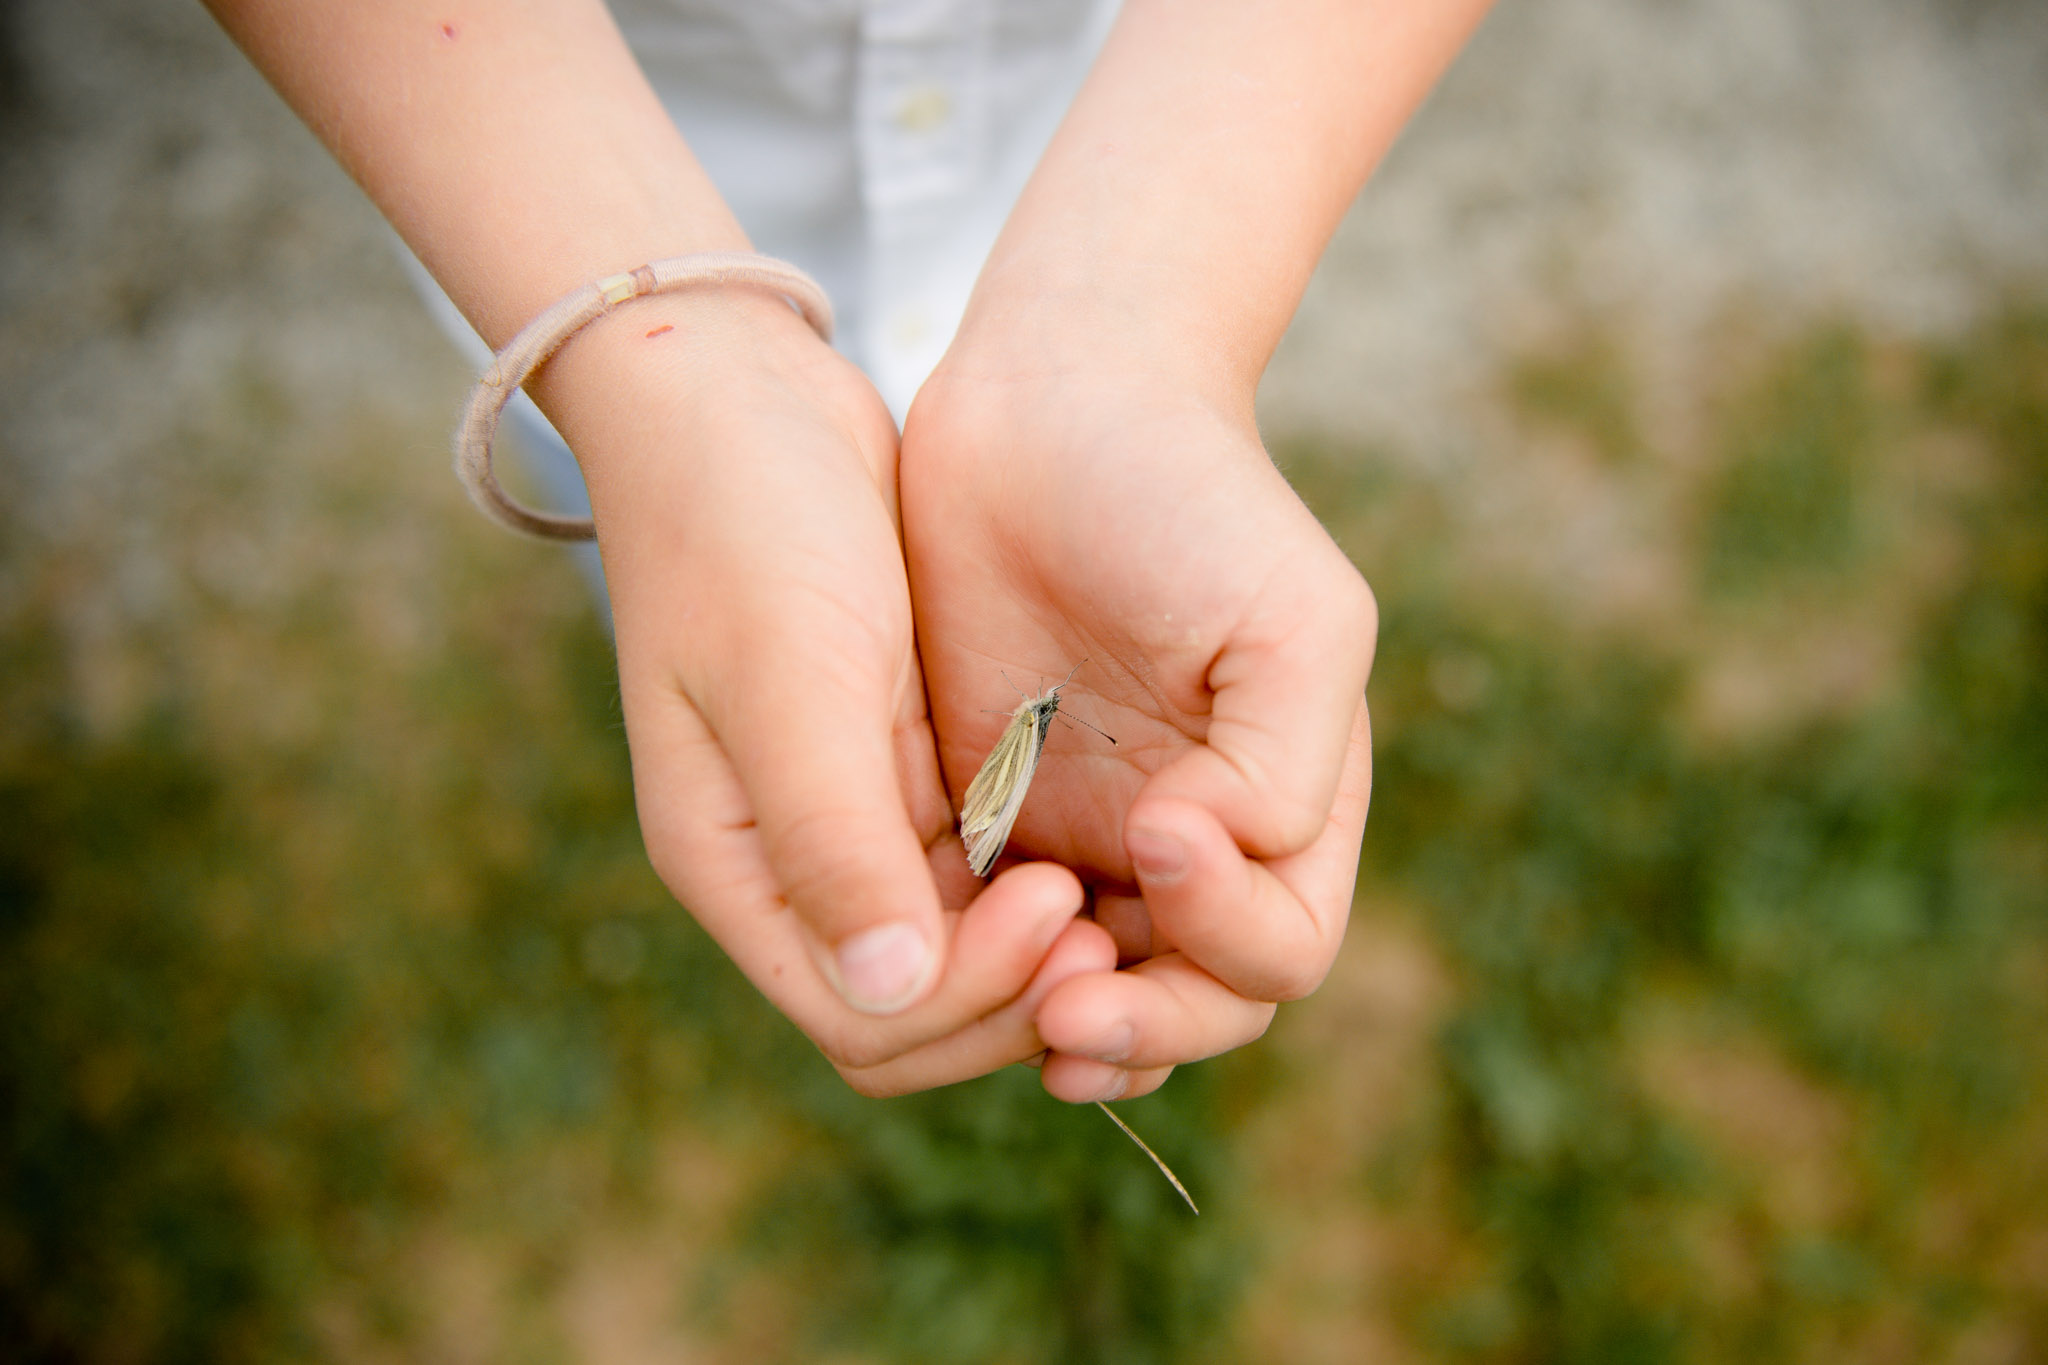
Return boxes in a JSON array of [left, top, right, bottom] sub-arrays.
[[453, 250, 834, 541]]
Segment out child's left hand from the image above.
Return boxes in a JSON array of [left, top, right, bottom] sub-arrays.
[[889, 338, 1377, 1103]]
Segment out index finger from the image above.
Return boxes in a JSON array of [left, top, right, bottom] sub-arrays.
[[628, 678, 1091, 1071], [1123, 699, 1373, 1001], [1143, 544, 1376, 859]]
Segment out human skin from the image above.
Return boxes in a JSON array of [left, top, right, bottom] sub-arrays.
[[884, 0, 1494, 1101], [202, 0, 1102, 1086], [200, 0, 1492, 1098]]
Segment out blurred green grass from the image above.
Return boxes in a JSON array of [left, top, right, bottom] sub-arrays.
[[3, 304, 2044, 1363]]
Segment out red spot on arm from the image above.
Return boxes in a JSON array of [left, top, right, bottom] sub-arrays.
[[645, 324, 674, 339], [439, 22, 458, 41]]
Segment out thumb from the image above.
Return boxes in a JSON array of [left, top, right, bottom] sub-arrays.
[[1144, 567, 1377, 857], [705, 630, 948, 1016]]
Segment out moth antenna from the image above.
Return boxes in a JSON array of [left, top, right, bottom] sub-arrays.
[[1000, 670, 1029, 701], [1059, 713, 1118, 745]]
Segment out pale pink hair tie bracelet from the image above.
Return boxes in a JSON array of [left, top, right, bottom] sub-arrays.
[[452, 250, 835, 541]]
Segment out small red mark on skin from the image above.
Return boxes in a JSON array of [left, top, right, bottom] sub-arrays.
[[645, 324, 674, 339], [439, 22, 458, 41]]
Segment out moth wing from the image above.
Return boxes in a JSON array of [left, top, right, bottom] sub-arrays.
[[960, 705, 1047, 877]]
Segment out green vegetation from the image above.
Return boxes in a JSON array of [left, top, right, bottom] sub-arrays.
[[1289, 305, 2048, 1361], [4, 304, 2044, 1362]]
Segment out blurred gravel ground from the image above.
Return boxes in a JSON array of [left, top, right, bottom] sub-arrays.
[[1268, 0, 2048, 449]]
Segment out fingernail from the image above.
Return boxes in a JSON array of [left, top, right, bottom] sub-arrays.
[[1083, 1019, 1136, 1064], [833, 921, 932, 1014], [1092, 1071, 1130, 1102], [1127, 827, 1188, 883]]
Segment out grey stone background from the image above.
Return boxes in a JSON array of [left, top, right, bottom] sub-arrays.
[[2, 0, 2045, 605], [1273, 0, 2048, 452]]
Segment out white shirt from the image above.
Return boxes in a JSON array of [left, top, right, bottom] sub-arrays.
[[615, 0, 1119, 414], [413, 0, 1120, 426]]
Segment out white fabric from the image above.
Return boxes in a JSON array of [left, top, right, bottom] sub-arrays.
[[405, 0, 1117, 604], [409, 0, 1120, 420]]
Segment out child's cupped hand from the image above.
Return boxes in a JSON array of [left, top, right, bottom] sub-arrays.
[[900, 338, 1378, 1104], [545, 284, 1117, 1095]]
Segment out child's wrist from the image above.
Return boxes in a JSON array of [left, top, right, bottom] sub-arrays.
[[455, 252, 840, 540], [944, 258, 1263, 415], [533, 278, 829, 420]]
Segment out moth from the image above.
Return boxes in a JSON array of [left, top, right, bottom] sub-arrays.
[[958, 665, 1199, 1214], [959, 664, 1108, 878]]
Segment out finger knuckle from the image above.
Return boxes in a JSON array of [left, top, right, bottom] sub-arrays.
[[768, 809, 896, 916], [1216, 936, 1331, 1005], [836, 1062, 911, 1098], [1248, 1004, 1278, 1043], [1213, 743, 1318, 855], [1326, 570, 1380, 684], [1266, 956, 1332, 1004], [1261, 784, 1329, 856], [815, 1022, 904, 1073], [640, 830, 692, 897], [1348, 571, 1380, 643]]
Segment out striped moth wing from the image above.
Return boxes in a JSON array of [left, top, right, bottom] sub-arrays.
[[959, 689, 1063, 877]]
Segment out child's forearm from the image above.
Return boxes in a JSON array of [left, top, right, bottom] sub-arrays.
[[960, 0, 1494, 403], [201, 0, 750, 349]]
